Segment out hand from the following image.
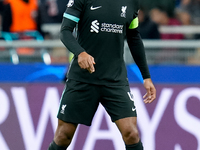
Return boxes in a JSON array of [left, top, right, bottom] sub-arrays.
[[78, 52, 95, 73], [143, 78, 156, 104]]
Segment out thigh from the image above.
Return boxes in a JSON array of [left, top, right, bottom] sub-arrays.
[[100, 84, 137, 122], [57, 79, 100, 126]]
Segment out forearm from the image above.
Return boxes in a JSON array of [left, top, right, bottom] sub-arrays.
[[60, 18, 85, 56], [126, 28, 150, 79]]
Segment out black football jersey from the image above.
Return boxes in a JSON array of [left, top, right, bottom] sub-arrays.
[[64, 0, 140, 85]]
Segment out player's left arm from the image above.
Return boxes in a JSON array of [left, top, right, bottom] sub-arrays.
[[126, 18, 156, 103]]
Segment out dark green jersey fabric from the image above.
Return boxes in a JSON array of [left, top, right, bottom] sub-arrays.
[[61, 0, 150, 85]]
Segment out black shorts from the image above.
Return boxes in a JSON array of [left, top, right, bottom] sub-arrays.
[[57, 79, 137, 126]]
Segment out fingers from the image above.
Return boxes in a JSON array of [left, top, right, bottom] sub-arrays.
[[143, 87, 156, 104], [143, 78, 156, 104], [87, 57, 95, 73]]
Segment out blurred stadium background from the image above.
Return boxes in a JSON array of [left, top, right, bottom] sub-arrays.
[[0, 0, 200, 150]]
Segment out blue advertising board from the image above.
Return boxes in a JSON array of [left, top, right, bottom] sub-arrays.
[[0, 63, 200, 83]]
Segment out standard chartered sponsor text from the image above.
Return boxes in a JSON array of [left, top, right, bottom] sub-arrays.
[[101, 23, 123, 33]]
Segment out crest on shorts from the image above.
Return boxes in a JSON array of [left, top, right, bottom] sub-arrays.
[[60, 104, 67, 114], [67, 0, 74, 7]]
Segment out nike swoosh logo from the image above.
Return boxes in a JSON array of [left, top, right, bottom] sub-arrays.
[[132, 108, 136, 111], [90, 6, 102, 10]]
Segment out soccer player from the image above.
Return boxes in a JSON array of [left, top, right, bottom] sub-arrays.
[[48, 0, 156, 149]]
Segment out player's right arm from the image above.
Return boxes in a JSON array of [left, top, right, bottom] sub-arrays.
[[60, 0, 95, 73]]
